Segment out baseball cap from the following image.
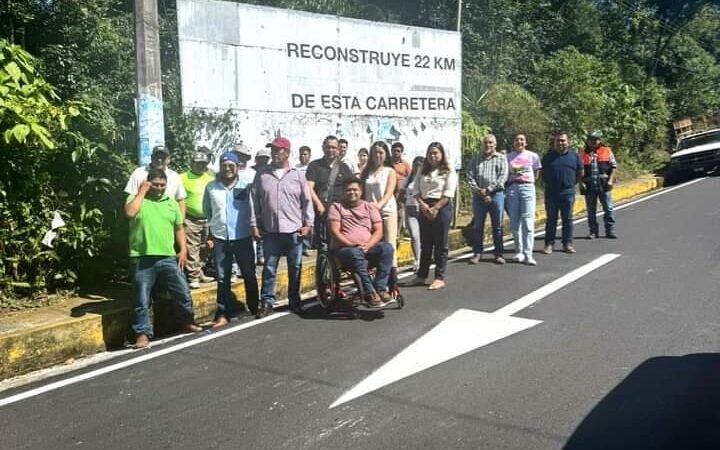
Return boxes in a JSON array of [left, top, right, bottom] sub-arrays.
[[219, 152, 240, 165], [192, 151, 209, 162], [151, 145, 170, 156], [233, 143, 252, 157], [256, 148, 272, 158], [588, 130, 603, 139], [266, 136, 291, 150]]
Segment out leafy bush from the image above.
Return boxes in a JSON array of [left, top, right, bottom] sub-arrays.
[[0, 39, 132, 306]]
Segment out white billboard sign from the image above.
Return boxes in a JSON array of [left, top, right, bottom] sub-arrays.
[[177, 0, 462, 167]]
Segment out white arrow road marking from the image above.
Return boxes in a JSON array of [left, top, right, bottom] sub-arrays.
[[330, 253, 621, 408], [329, 310, 540, 408]]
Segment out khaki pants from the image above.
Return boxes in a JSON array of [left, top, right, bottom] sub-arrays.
[[184, 217, 209, 281], [383, 213, 398, 267]]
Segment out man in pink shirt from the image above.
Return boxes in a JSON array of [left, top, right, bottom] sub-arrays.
[[328, 178, 394, 308]]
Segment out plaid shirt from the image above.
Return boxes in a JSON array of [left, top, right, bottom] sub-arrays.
[[466, 151, 509, 194]]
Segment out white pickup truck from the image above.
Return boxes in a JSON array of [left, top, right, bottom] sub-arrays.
[[666, 128, 720, 185]]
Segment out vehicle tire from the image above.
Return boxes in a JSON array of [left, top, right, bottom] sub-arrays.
[[315, 252, 336, 312]]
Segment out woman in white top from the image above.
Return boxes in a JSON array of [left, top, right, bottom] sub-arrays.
[[362, 141, 398, 266], [400, 156, 425, 272], [406, 142, 457, 290]]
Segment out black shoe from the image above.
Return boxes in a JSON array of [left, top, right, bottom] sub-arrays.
[[606, 232, 618, 239], [255, 303, 274, 319]]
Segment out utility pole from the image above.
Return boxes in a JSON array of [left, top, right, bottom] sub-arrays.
[[135, 0, 165, 165], [453, 0, 463, 227], [457, 0, 462, 32]]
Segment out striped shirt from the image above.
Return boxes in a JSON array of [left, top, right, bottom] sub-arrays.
[[466, 151, 509, 193]]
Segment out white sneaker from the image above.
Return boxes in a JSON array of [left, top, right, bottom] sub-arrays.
[[189, 280, 201, 289], [199, 274, 215, 283], [525, 256, 537, 266], [512, 253, 525, 263]]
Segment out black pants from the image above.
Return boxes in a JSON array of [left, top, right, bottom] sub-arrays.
[[417, 200, 452, 280]]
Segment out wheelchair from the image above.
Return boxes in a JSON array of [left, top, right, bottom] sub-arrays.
[[314, 221, 404, 316]]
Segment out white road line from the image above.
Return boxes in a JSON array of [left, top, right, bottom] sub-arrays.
[[0, 312, 288, 408], [493, 253, 621, 316]]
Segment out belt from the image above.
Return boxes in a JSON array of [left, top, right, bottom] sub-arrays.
[[186, 215, 208, 221], [510, 180, 533, 184]]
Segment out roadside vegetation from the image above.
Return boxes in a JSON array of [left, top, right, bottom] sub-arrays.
[[1, 0, 719, 307]]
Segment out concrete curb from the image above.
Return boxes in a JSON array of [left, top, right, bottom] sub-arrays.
[[0, 176, 662, 379]]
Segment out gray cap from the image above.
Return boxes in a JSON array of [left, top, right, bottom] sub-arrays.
[[256, 148, 271, 158], [233, 143, 252, 156]]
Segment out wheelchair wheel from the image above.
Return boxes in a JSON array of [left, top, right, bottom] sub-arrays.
[[351, 272, 366, 301], [395, 293, 405, 309], [315, 252, 337, 311]]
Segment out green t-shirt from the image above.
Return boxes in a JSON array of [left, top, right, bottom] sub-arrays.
[[180, 171, 214, 218], [127, 195, 183, 257]]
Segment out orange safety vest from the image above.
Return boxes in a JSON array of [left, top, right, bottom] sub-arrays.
[[581, 146, 615, 176]]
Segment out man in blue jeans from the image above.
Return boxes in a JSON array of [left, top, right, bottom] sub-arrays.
[[124, 168, 202, 348], [250, 136, 314, 317], [466, 134, 509, 265], [328, 178, 394, 308], [580, 131, 618, 239], [541, 133, 584, 254], [204, 152, 259, 327]]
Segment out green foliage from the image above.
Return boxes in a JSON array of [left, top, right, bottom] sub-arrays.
[[474, 83, 551, 152], [0, 38, 132, 305], [0, 41, 79, 149]]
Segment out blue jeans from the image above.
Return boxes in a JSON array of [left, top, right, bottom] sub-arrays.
[[506, 183, 536, 257], [261, 232, 304, 307], [255, 238, 264, 263], [129, 256, 195, 338], [585, 189, 616, 234], [418, 201, 452, 280], [214, 237, 259, 318], [334, 242, 394, 293], [544, 190, 575, 245], [472, 191, 505, 256]]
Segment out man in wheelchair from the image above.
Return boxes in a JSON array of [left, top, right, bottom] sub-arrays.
[[327, 178, 394, 308]]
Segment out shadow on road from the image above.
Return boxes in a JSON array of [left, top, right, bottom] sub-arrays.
[[298, 302, 386, 322], [564, 353, 720, 450]]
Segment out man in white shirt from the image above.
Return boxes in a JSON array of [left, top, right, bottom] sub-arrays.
[[296, 145, 311, 176], [338, 138, 357, 174], [124, 145, 187, 216]]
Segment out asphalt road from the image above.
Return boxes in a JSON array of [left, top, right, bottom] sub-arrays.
[[2, 177, 720, 450]]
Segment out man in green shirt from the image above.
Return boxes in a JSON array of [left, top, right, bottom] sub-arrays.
[[124, 168, 202, 348], [180, 149, 215, 288]]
